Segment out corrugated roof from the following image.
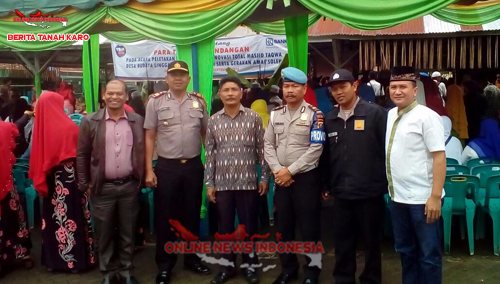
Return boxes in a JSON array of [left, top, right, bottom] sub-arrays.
[[308, 15, 500, 37]]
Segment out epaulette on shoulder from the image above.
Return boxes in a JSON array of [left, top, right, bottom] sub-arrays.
[[308, 104, 322, 113], [150, 91, 167, 99], [272, 105, 285, 111], [189, 92, 207, 104]]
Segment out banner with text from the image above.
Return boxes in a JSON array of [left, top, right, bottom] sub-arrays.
[[111, 35, 287, 80]]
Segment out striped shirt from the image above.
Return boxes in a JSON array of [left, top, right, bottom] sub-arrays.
[[204, 105, 270, 191]]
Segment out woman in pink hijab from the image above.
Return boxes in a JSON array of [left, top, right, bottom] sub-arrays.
[[57, 81, 76, 114]]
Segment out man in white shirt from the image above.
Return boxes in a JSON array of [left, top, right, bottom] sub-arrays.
[[369, 71, 385, 98], [432, 71, 447, 106], [386, 66, 446, 284]]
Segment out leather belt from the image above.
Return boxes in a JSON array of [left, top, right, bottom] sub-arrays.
[[104, 175, 134, 185]]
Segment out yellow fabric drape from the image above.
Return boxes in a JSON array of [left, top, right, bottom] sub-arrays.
[[125, 0, 240, 14], [447, 0, 500, 9], [445, 84, 469, 139]]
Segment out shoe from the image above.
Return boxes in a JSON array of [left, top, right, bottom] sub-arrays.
[[121, 276, 140, 284], [184, 262, 211, 275], [302, 279, 317, 284], [272, 272, 298, 284], [156, 271, 171, 284], [101, 277, 118, 284], [210, 272, 234, 284], [244, 269, 259, 284]]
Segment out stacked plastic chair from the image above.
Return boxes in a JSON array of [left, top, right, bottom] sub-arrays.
[[12, 161, 39, 229]]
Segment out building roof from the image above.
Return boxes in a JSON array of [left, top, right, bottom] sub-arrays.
[[308, 15, 500, 40]]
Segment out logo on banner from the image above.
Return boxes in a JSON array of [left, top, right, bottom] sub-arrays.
[[266, 38, 274, 47], [115, 45, 127, 57], [12, 9, 68, 28]]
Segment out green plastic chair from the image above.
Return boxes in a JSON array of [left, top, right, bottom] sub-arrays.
[[442, 175, 479, 255], [69, 113, 84, 120], [477, 175, 500, 255], [471, 164, 500, 240], [467, 158, 500, 169], [447, 158, 459, 165], [12, 168, 39, 229], [72, 118, 82, 126], [140, 159, 157, 234], [447, 165, 470, 175]]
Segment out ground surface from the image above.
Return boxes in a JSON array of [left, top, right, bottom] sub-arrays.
[[2, 206, 500, 284]]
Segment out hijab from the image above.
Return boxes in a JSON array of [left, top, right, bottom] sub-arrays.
[[415, 80, 427, 106], [468, 118, 500, 160], [29, 92, 80, 197], [445, 84, 468, 139], [251, 99, 270, 129], [57, 81, 76, 106], [442, 116, 463, 164], [0, 121, 18, 216], [420, 75, 447, 116]]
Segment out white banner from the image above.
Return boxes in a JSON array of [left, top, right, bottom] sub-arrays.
[[111, 35, 287, 80]]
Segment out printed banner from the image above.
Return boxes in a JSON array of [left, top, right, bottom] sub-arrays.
[[111, 35, 287, 80]]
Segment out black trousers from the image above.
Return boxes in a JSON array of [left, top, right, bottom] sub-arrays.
[[216, 190, 259, 274], [275, 168, 322, 280], [332, 196, 385, 284], [155, 156, 204, 272], [91, 179, 140, 279]]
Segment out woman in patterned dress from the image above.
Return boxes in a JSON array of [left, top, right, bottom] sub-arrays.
[[28, 92, 95, 272], [0, 121, 33, 275]]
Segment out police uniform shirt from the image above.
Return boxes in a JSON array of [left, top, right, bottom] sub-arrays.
[[264, 100, 325, 175], [144, 91, 208, 159]]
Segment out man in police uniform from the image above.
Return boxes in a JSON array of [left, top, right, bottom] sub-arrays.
[[264, 67, 325, 284], [144, 60, 211, 284]]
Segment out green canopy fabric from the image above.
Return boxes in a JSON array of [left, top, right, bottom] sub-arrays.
[[248, 13, 321, 35], [432, 4, 500, 25], [102, 30, 147, 43], [108, 0, 261, 45], [0, 0, 261, 49], [297, 0, 458, 30]]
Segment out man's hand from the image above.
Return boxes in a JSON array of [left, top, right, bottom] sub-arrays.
[[321, 190, 330, 201], [24, 110, 34, 117], [207, 187, 216, 203], [85, 188, 91, 198], [258, 182, 268, 196], [274, 168, 293, 187], [425, 195, 442, 223], [145, 170, 157, 188]]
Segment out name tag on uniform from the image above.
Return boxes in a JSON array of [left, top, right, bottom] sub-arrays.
[[354, 120, 365, 130], [275, 122, 284, 125], [310, 129, 326, 143], [328, 132, 338, 137], [159, 106, 170, 111]]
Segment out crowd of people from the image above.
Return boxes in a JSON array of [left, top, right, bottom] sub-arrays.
[[0, 61, 499, 284]]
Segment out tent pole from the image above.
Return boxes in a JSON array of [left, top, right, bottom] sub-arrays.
[[34, 53, 41, 99]]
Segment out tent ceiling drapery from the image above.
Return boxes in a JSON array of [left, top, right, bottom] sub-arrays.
[[1, 0, 500, 50]]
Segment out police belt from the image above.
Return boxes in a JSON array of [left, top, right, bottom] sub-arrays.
[[103, 175, 134, 185], [159, 155, 201, 165]]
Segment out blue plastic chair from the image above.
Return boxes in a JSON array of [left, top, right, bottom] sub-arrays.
[[442, 175, 479, 255], [476, 175, 500, 255], [471, 164, 500, 240], [447, 158, 460, 165], [447, 165, 470, 175], [12, 168, 39, 229]]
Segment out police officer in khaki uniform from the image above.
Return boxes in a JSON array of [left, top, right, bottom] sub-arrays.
[[144, 61, 211, 284], [264, 67, 325, 284]]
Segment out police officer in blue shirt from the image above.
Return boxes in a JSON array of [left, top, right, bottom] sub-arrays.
[[264, 67, 325, 284]]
